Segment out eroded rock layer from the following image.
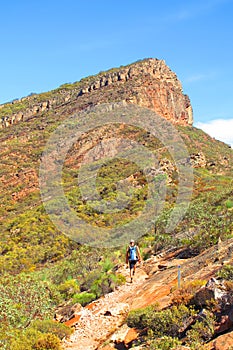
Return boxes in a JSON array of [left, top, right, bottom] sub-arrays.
[[0, 58, 193, 129]]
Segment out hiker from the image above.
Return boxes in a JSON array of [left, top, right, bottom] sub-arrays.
[[126, 239, 142, 282]]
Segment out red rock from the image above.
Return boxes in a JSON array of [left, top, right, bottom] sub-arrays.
[[215, 314, 233, 334], [55, 303, 83, 323], [85, 301, 97, 310], [124, 328, 139, 345], [64, 314, 81, 327], [1, 58, 193, 130], [205, 330, 233, 349]]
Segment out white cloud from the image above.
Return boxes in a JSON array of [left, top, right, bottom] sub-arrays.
[[185, 74, 210, 83], [195, 119, 233, 148], [163, 0, 231, 23]]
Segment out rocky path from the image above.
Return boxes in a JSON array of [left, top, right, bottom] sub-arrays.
[[62, 254, 188, 350], [62, 253, 189, 350], [62, 266, 149, 350], [62, 239, 233, 350], [62, 254, 209, 350]]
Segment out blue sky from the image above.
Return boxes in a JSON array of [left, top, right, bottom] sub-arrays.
[[0, 0, 232, 145]]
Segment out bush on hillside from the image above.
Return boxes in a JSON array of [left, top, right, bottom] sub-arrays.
[[148, 335, 182, 350], [34, 333, 61, 350], [127, 304, 194, 338], [217, 264, 233, 280], [186, 311, 215, 348], [30, 319, 73, 339], [2, 329, 62, 350], [171, 280, 206, 306], [225, 199, 233, 209], [10, 328, 61, 350], [90, 272, 125, 298], [57, 279, 80, 299], [72, 292, 96, 306], [0, 274, 54, 330]]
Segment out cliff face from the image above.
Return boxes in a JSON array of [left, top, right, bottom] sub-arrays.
[[0, 58, 193, 128]]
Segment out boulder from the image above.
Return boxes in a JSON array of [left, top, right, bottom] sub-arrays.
[[192, 278, 228, 308], [110, 323, 130, 343], [215, 314, 233, 334], [205, 330, 233, 349], [124, 327, 140, 346], [192, 286, 215, 307], [54, 303, 83, 323], [110, 324, 140, 346], [215, 305, 233, 334], [190, 152, 206, 168], [41, 101, 49, 111]]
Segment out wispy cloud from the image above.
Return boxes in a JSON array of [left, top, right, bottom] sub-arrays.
[[164, 0, 231, 23], [185, 74, 211, 83], [195, 119, 233, 147]]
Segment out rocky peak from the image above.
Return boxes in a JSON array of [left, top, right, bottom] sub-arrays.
[[0, 58, 193, 129]]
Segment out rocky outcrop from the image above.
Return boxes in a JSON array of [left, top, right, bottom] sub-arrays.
[[0, 58, 193, 129], [189, 152, 207, 168], [204, 331, 233, 350], [54, 303, 83, 323]]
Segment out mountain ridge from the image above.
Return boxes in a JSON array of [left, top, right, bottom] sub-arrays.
[[0, 58, 192, 129]]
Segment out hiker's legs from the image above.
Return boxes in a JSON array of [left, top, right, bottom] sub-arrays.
[[130, 267, 133, 282], [129, 262, 133, 277], [129, 260, 137, 281]]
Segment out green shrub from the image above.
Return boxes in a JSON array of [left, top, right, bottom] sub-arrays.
[[80, 269, 103, 292], [72, 292, 96, 306], [42, 282, 63, 305], [115, 273, 126, 285], [10, 328, 42, 350], [31, 319, 73, 339], [225, 199, 233, 208], [127, 304, 159, 329], [0, 274, 54, 330], [57, 279, 80, 299], [34, 333, 61, 350], [90, 272, 118, 297], [37, 246, 102, 287], [99, 258, 114, 272], [9, 328, 61, 350], [186, 311, 215, 348], [149, 335, 182, 349], [127, 304, 194, 338], [2, 320, 71, 349], [218, 264, 233, 280]]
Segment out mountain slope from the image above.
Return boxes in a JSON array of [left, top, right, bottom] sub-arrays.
[[0, 58, 232, 274], [0, 58, 233, 350]]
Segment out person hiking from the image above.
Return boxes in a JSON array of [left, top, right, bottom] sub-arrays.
[[126, 239, 142, 283]]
